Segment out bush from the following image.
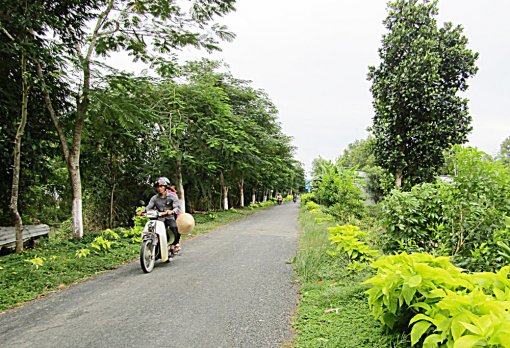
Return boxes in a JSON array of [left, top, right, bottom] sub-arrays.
[[364, 252, 510, 347], [300, 192, 315, 205], [380, 183, 443, 254], [380, 146, 510, 271], [305, 201, 320, 211], [328, 225, 378, 263]]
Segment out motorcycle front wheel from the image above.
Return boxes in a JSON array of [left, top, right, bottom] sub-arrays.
[[140, 240, 156, 273]]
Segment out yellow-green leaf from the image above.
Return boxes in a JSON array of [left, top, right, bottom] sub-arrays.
[[408, 274, 422, 288], [460, 322, 482, 336], [453, 335, 484, 348], [411, 321, 432, 346], [423, 333, 442, 348]]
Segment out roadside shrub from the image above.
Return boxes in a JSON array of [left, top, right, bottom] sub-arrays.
[[441, 146, 510, 270], [305, 201, 320, 211], [363, 165, 394, 204], [315, 166, 366, 220], [380, 183, 443, 254], [328, 225, 378, 263], [364, 253, 471, 331], [380, 146, 510, 271], [364, 252, 510, 347], [300, 192, 315, 205]]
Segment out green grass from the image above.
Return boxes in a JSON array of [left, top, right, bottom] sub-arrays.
[[0, 204, 274, 311], [292, 208, 410, 348]]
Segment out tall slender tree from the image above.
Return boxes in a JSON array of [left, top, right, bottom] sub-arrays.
[[368, 0, 478, 188]]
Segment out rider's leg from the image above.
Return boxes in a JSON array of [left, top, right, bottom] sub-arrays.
[[168, 219, 180, 250]]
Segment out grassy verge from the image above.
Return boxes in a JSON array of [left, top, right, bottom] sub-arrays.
[[0, 203, 274, 311], [292, 208, 409, 347]]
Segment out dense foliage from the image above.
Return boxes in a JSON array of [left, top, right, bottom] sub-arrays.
[[365, 253, 510, 347], [311, 157, 366, 222], [0, 1, 305, 234], [368, 0, 478, 188], [380, 146, 510, 271], [338, 136, 394, 203]]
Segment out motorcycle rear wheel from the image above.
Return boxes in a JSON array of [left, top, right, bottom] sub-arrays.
[[140, 240, 156, 273]]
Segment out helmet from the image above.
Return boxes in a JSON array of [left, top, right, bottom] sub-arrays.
[[155, 176, 171, 188]]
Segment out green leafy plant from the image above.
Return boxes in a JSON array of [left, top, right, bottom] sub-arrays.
[[364, 253, 472, 330], [305, 201, 320, 211], [132, 210, 149, 228], [328, 225, 378, 263], [75, 248, 91, 258], [91, 236, 114, 252], [300, 192, 315, 205], [25, 256, 45, 269], [315, 216, 335, 224], [131, 236, 142, 244], [497, 241, 510, 263], [410, 267, 510, 347], [365, 253, 510, 347], [380, 183, 443, 254], [102, 229, 120, 240]]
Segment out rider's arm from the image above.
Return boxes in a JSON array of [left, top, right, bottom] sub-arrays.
[[171, 196, 181, 215], [145, 196, 156, 212]]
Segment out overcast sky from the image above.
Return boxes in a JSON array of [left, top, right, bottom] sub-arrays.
[[111, 0, 510, 174]]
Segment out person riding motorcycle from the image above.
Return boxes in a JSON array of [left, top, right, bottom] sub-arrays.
[[143, 177, 182, 252], [276, 193, 283, 205], [292, 192, 298, 203]]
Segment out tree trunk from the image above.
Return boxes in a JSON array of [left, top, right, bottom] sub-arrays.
[[252, 189, 256, 204], [219, 170, 229, 210], [395, 168, 403, 188], [176, 159, 186, 213], [36, 61, 86, 239], [69, 159, 84, 238], [10, 50, 29, 253], [263, 190, 267, 202], [109, 182, 116, 228], [239, 178, 244, 207]]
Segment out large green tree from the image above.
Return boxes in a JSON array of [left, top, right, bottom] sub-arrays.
[[36, 0, 236, 238], [368, 0, 478, 188], [0, 0, 97, 249]]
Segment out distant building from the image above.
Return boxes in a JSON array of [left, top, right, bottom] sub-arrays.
[[305, 179, 311, 193]]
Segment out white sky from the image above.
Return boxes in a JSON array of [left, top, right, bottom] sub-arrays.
[[110, 0, 510, 173]]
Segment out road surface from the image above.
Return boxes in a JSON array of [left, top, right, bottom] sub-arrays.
[[0, 202, 300, 348]]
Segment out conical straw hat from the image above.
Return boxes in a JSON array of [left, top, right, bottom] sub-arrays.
[[176, 213, 195, 235]]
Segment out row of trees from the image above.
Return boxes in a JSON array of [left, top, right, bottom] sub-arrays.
[[82, 61, 305, 229], [0, 0, 304, 250]]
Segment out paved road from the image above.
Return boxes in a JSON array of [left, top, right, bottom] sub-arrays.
[[0, 202, 300, 348]]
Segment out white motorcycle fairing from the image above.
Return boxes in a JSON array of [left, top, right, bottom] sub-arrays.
[[143, 220, 169, 262]]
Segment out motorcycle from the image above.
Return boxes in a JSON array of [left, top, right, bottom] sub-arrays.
[[139, 210, 176, 273], [293, 196, 297, 203], [277, 197, 283, 205]]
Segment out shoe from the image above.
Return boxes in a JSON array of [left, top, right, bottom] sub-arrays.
[[174, 244, 181, 253]]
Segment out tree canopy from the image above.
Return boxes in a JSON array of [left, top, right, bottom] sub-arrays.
[[368, 0, 478, 189], [0, 1, 305, 237]]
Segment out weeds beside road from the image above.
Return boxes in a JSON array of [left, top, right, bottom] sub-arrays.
[[292, 208, 409, 347]]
